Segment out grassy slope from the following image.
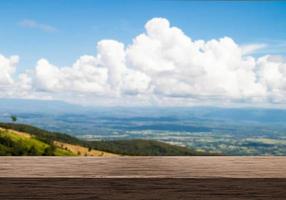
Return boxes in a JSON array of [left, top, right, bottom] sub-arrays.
[[54, 141, 117, 156], [0, 123, 214, 156], [0, 128, 74, 156]]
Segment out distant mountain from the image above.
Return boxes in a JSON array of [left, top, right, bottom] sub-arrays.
[[201, 107, 286, 123], [2, 98, 286, 124], [0, 99, 87, 113]]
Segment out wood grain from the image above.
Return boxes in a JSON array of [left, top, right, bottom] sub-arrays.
[[1, 156, 286, 178], [1, 157, 286, 199], [1, 178, 286, 200]]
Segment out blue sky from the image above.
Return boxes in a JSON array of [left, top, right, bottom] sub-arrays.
[[1, 0, 286, 73], [1, 0, 286, 107]]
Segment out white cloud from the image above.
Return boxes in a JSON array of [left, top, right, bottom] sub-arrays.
[[241, 43, 267, 55], [0, 54, 18, 85], [0, 54, 36, 99], [126, 18, 266, 102], [19, 19, 57, 32], [2, 17, 286, 106]]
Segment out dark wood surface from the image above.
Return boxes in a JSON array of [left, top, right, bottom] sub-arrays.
[[1, 157, 286, 199]]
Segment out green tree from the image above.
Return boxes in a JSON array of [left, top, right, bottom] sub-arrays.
[[28, 146, 38, 155], [42, 145, 56, 156], [10, 115, 17, 123]]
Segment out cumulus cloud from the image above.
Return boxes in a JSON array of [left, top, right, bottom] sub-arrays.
[[126, 18, 266, 101], [19, 19, 57, 32], [2, 17, 286, 106], [0, 54, 18, 85], [0, 54, 35, 99]]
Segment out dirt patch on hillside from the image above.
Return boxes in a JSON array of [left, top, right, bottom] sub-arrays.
[[54, 141, 118, 157]]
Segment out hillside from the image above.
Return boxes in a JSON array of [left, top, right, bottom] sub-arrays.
[[0, 128, 74, 156], [0, 127, 116, 156], [89, 140, 208, 156], [0, 123, 213, 156]]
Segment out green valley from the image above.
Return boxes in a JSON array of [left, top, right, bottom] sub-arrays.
[[0, 123, 211, 156]]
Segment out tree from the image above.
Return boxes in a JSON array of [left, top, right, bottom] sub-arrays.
[[10, 115, 17, 123], [28, 146, 38, 155], [42, 145, 56, 156]]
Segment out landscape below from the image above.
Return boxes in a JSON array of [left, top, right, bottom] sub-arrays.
[[1, 99, 286, 156], [0, 123, 211, 156]]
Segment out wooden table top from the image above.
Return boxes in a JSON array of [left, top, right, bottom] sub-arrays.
[[1, 156, 286, 178]]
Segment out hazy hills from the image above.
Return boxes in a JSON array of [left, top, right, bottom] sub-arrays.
[[1, 98, 286, 124], [0, 99, 87, 114]]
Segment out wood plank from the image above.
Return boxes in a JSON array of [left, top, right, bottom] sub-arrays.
[[1, 157, 286, 178], [1, 178, 286, 200], [1, 157, 286, 199]]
